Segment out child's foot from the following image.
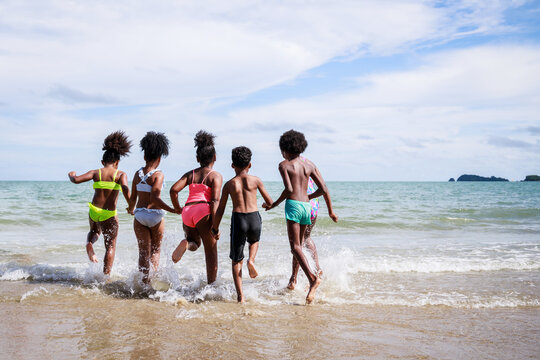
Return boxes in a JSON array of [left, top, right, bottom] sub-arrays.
[[286, 277, 296, 290], [86, 243, 98, 263], [172, 241, 187, 263], [247, 261, 258, 278], [237, 294, 245, 303], [306, 276, 322, 304]]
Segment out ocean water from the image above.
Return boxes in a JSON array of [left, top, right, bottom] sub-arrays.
[[1, 181, 539, 358]]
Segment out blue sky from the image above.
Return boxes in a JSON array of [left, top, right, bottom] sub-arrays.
[[0, 0, 539, 181]]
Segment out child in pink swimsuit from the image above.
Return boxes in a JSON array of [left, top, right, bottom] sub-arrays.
[[170, 130, 223, 284]]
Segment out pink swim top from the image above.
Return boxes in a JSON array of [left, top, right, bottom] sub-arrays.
[[186, 170, 214, 203]]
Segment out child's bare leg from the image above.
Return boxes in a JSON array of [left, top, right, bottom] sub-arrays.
[[86, 217, 100, 263], [101, 216, 119, 275], [287, 257, 300, 290], [134, 219, 152, 284], [149, 220, 164, 273], [197, 216, 218, 284], [173, 225, 201, 263], [287, 229, 305, 289], [247, 241, 259, 279], [287, 220, 320, 304], [86, 243, 99, 263], [172, 239, 188, 263], [232, 260, 244, 302], [304, 218, 322, 276], [300, 223, 321, 304], [304, 237, 322, 275], [288, 221, 312, 289]]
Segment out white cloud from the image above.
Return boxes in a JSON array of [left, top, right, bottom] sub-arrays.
[[0, 0, 524, 109], [356, 45, 540, 107], [211, 44, 540, 180], [0, 1, 537, 180]]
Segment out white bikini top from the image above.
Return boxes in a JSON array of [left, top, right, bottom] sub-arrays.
[[136, 168, 163, 192]]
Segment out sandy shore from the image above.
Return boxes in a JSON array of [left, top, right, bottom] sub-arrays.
[[1, 281, 539, 359]]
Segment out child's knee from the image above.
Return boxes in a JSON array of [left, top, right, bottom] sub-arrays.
[[89, 229, 100, 237], [187, 241, 199, 251]]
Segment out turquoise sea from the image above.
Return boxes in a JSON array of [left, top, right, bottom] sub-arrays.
[[0, 181, 539, 358], [1, 181, 539, 306]]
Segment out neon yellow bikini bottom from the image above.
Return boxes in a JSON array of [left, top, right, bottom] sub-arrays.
[[88, 203, 117, 222]]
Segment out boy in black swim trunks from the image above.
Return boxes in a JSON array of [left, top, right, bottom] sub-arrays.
[[213, 146, 274, 303]]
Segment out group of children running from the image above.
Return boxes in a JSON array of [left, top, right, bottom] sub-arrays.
[[68, 129, 338, 304]]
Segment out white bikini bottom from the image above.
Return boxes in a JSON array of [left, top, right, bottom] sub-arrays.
[[134, 208, 166, 227]]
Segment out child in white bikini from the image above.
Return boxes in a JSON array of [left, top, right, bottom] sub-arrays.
[[68, 131, 132, 275], [128, 131, 177, 284]]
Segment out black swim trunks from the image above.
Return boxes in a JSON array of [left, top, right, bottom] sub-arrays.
[[230, 211, 262, 262]]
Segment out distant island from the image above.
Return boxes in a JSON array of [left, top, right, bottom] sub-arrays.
[[524, 175, 540, 181], [455, 174, 509, 182]]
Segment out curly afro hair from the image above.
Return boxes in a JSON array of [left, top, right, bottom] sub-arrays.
[[102, 130, 132, 163], [279, 129, 307, 155], [194, 130, 216, 167], [231, 146, 252, 168], [140, 131, 170, 161]]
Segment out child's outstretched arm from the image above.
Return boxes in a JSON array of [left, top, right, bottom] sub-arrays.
[[68, 170, 95, 184], [212, 181, 230, 239], [169, 173, 189, 213], [257, 178, 273, 209], [309, 166, 338, 223], [265, 163, 292, 211]]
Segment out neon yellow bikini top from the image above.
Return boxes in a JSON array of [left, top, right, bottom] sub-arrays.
[[93, 169, 122, 191]]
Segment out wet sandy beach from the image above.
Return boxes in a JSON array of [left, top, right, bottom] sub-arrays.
[[1, 281, 538, 360]]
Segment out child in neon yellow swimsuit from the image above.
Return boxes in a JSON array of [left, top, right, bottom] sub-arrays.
[[68, 131, 132, 275], [264, 129, 338, 304]]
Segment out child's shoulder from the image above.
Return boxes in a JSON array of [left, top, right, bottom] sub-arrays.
[[246, 173, 260, 180], [224, 175, 241, 188], [278, 159, 291, 169], [209, 169, 222, 179]]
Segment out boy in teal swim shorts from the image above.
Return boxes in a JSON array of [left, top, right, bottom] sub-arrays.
[[264, 129, 338, 304]]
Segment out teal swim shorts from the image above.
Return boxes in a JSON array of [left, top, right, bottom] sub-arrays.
[[285, 199, 312, 225]]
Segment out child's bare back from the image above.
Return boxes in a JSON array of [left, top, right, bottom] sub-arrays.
[[226, 173, 266, 213], [277, 157, 317, 202]]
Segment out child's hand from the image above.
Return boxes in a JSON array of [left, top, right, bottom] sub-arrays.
[[126, 207, 134, 215], [262, 202, 272, 211], [68, 171, 76, 182], [174, 207, 183, 214], [329, 211, 338, 223], [211, 227, 220, 240]]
